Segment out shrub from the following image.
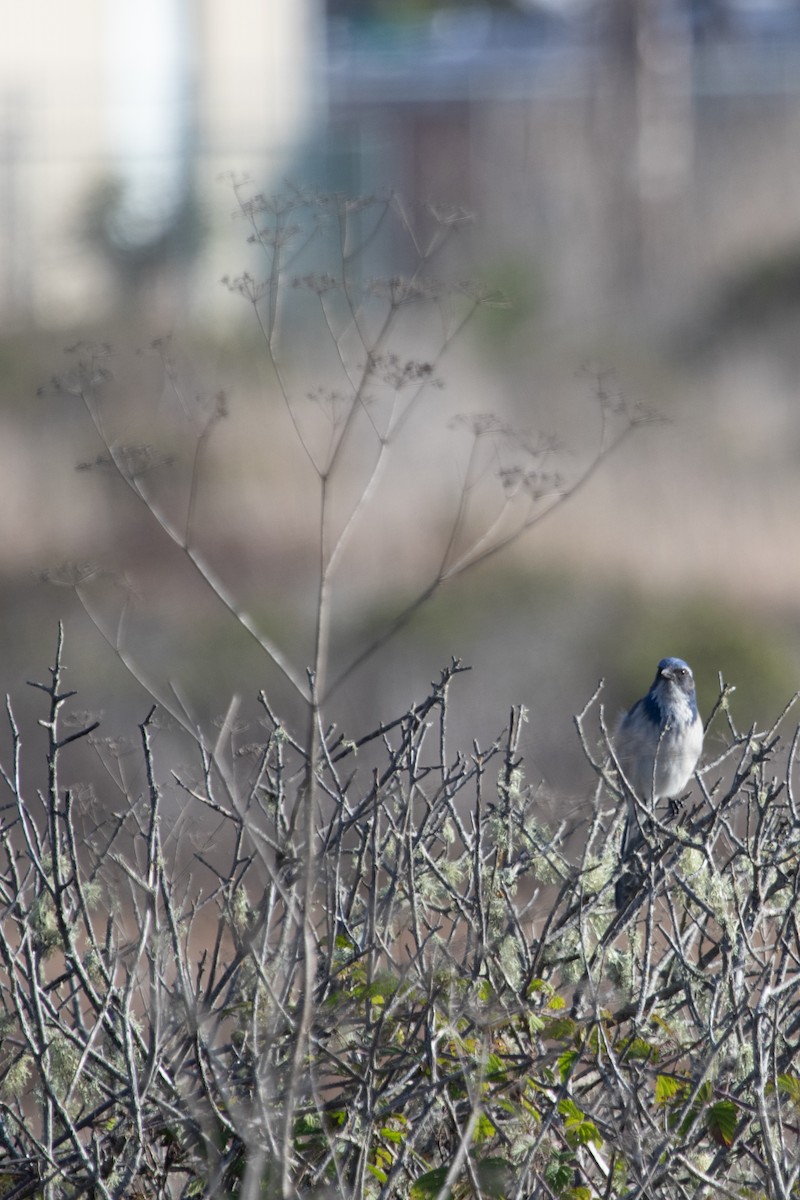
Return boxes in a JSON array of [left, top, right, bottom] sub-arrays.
[[0, 635, 799, 1198]]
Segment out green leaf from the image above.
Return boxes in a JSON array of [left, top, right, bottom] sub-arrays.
[[366, 1162, 388, 1184], [655, 1074, 686, 1105], [475, 1157, 512, 1197], [545, 1150, 574, 1192], [543, 1016, 577, 1041], [558, 1098, 603, 1148], [527, 978, 551, 995], [473, 1113, 497, 1143], [557, 1049, 580, 1081], [707, 1099, 738, 1147], [620, 1035, 658, 1062], [775, 1074, 800, 1106], [293, 1112, 322, 1136], [356, 970, 399, 1002], [411, 1166, 450, 1199], [486, 1052, 505, 1079], [478, 978, 494, 1002]]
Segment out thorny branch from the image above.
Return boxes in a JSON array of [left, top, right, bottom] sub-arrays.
[[1, 635, 800, 1197]]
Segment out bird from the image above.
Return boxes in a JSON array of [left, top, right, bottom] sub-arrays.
[[613, 656, 703, 910]]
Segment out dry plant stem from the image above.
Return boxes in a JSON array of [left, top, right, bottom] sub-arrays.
[[72, 356, 308, 702], [2, 639, 795, 1198], [279, 682, 322, 1200], [239, 189, 475, 711], [328, 410, 639, 700]]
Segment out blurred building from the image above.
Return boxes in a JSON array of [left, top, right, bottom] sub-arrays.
[[319, 0, 800, 327], [0, 0, 318, 326], [4, 0, 800, 328]]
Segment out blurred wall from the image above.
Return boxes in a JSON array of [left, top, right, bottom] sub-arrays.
[[0, 0, 317, 326]]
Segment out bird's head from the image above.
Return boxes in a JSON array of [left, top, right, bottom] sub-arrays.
[[649, 657, 698, 719], [655, 657, 694, 690]]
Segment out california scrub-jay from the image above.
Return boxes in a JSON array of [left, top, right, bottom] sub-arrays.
[[614, 656, 703, 910]]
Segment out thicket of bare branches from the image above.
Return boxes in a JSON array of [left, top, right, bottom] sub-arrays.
[[1, 634, 800, 1199]]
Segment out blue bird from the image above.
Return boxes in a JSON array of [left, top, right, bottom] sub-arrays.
[[614, 657, 703, 909]]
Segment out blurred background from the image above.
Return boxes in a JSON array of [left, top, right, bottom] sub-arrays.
[[2, 0, 800, 808]]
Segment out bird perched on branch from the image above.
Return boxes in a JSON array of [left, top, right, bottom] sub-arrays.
[[614, 656, 703, 910]]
